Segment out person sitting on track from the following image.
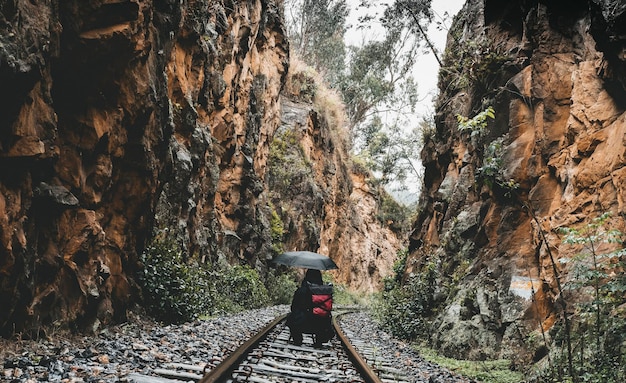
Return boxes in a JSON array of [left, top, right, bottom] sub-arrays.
[[286, 269, 334, 347]]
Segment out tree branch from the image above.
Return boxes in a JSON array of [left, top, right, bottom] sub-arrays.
[[399, 3, 443, 67]]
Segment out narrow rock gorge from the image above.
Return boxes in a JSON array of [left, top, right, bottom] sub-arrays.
[[270, 91, 403, 292], [0, 1, 402, 336], [411, 0, 626, 362]]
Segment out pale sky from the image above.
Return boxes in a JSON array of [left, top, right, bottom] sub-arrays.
[[344, 0, 466, 202], [346, 0, 466, 117], [412, 0, 466, 115]]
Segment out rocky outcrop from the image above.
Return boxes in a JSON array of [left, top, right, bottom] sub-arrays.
[[0, 0, 402, 337], [411, 0, 626, 361], [0, 0, 288, 336], [270, 97, 403, 292]]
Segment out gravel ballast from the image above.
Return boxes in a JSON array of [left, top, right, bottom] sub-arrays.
[[2, 307, 474, 382]]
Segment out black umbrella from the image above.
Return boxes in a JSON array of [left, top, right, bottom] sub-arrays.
[[273, 251, 338, 270]]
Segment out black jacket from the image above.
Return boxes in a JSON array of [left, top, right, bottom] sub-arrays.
[[291, 281, 312, 313]]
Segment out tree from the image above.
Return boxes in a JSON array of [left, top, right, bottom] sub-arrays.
[[356, 113, 426, 195], [340, 1, 434, 130], [340, 35, 419, 130], [381, 0, 442, 65], [283, 0, 437, 197], [284, 0, 349, 87], [339, 0, 436, 194], [558, 213, 626, 382]]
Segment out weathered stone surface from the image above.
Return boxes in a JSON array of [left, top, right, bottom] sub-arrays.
[[33, 182, 79, 206], [0, 0, 396, 337], [0, 0, 289, 336], [270, 98, 402, 292], [411, 0, 626, 360]]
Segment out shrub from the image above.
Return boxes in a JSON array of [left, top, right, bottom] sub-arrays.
[[440, 32, 511, 96], [541, 213, 626, 383], [215, 265, 270, 312], [140, 230, 272, 322], [139, 232, 209, 323], [527, 213, 626, 382], [268, 128, 311, 194], [266, 270, 298, 305], [269, 204, 285, 255], [374, 274, 435, 340], [373, 250, 437, 340], [456, 107, 520, 198], [478, 137, 519, 197], [456, 106, 495, 138]]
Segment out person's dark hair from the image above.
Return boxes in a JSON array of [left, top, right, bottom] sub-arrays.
[[304, 269, 323, 285]]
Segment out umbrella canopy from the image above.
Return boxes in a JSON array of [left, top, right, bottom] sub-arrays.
[[273, 251, 338, 270]]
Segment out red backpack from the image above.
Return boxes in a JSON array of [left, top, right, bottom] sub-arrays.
[[307, 282, 333, 317]]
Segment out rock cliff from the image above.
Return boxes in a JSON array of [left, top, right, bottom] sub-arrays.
[[271, 94, 402, 293], [411, 0, 626, 361], [0, 0, 402, 336], [0, 0, 290, 336]]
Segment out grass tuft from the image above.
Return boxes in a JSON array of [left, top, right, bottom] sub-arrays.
[[416, 345, 525, 383]]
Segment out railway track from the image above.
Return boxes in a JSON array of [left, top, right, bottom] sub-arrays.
[[126, 310, 414, 383]]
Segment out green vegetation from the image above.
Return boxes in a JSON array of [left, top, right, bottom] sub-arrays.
[[284, 0, 438, 197], [375, 271, 436, 339], [284, 0, 348, 88], [269, 128, 300, 166], [357, 116, 426, 192], [478, 137, 520, 196], [372, 249, 437, 340], [139, 229, 297, 323], [372, 249, 526, 383], [529, 213, 626, 383], [139, 231, 209, 323], [268, 128, 310, 194], [217, 265, 271, 313], [266, 270, 298, 305], [376, 190, 412, 233], [440, 32, 511, 95], [284, 57, 318, 102], [269, 203, 285, 255], [417, 346, 524, 383], [456, 106, 495, 138], [456, 108, 519, 197]]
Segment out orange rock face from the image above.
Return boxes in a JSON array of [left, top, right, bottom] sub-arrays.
[[0, 0, 397, 337], [0, 1, 288, 336], [271, 98, 403, 293], [412, 0, 626, 360]]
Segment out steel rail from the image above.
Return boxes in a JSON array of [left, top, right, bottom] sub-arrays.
[[333, 311, 383, 383], [197, 309, 382, 383], [197, 313, 287, 383]]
